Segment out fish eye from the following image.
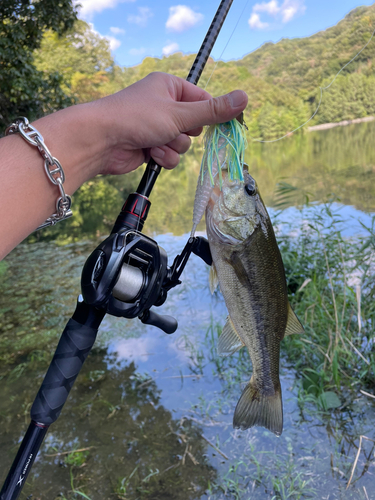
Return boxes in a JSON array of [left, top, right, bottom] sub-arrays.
[[245, 183, 256, 196]]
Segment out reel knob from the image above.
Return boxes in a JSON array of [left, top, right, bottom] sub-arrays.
[[139, 309, 178, 334]]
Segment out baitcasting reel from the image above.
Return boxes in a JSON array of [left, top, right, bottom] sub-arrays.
[[81, 193, 213, 334]]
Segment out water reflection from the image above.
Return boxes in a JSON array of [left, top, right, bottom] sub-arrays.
[[1, 234, 374, 499], [27, 121, 375, 243], [145, 121, 375, 236], [0, 351, 217, 499], [2, 118, 375, 498]]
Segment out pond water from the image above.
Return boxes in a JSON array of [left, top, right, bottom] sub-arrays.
[[1, 123, 375, 499]]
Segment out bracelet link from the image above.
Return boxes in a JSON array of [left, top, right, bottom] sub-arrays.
[[44, 157, 66, 185], [5, 117, 73, 231]]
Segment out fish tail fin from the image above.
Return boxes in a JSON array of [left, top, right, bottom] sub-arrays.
[[233, 377, 283, 436]]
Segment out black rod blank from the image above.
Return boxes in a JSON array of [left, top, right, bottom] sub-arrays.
[[187, 0, 234, 85], [0, 422, 48, 500]]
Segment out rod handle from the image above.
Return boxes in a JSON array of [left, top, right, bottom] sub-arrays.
[[30, 318, 99, 425]]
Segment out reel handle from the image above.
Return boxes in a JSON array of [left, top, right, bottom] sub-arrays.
[[139, 309, 178, 334]]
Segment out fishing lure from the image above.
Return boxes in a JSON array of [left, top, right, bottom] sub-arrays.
[[191, 116, 247, 236]]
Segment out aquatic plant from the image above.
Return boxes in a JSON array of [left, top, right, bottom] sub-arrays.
[[278, 203, 375, 400]]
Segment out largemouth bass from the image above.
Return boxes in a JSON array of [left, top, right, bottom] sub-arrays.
[[205, 167, 304, 436]]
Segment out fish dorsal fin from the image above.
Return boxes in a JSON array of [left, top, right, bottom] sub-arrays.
[[285, 303, 305, 336], [209, 263, 219, 294], [218, 316, 245, 357]]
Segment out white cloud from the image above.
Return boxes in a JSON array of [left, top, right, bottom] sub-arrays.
[[162, 42, 179, 56], [166, 5, 203, 33], [105, 35, 121, 50], [281, 3, 301, 22], [110, 26, 126, 35], [280, 0, 306, 22], [77, 0, 136, 19], [129, 47, 146, 56], [110, 336, 160, 363], [253, 0, 280, 15], [248, 13, 269, 30], [249, 0, 305, 29], [81, 23, 121, 52], [127, 7, 153, 27]]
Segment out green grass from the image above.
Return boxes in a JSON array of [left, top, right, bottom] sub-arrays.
[[277, 202, 375, 403], [205, 450, 317, 499]]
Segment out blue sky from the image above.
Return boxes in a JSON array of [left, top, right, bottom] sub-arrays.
[[76, 1, 375, 67]]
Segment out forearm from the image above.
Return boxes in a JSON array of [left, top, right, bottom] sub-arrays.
[[0, 73, 247, 260], [0, 103, 106, 259]]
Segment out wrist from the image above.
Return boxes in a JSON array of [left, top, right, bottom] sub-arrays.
[[32, 101, 108, 194]]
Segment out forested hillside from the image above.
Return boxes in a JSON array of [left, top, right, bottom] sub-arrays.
[[31, 4, 375, 140]]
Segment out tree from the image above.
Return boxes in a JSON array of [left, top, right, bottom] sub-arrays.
[[0, 0, 78, 131], [34, 20, 116, 102]]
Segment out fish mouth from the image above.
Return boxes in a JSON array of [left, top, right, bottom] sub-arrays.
[[225, 216, 245, 223], [206, 209, 242, 245], [214, 226, 242, 244]]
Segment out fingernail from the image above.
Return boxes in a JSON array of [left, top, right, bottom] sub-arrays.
[[228, 90, 246, 108], [151, 147, 165, 159]]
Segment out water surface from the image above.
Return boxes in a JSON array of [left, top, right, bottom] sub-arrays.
[[1, 123, 375, 499]]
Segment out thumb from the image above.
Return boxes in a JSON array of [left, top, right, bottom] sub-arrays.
[[176, 90, 248, 132]]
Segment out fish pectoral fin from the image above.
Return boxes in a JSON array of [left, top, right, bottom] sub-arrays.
[[233, 377, 283, 436], [284, 303, 305, 336], [209, 263, 219, 294], [217, 316, 245, 357]]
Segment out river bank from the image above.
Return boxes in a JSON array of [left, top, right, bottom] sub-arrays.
[[307, 115, 375, 132]]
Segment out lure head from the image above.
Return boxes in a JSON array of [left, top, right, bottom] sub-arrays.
[[202, 118, 247, 188], [206, 166, 262, 244], [235, 112, 244, 125]]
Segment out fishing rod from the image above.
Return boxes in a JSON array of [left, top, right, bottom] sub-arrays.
[[0, 1, 233, 498]]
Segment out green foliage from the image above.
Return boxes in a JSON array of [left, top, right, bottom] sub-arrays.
[[317, 73, 375, 124], [0, 261, 7, 277], [279, 204, 375, 398], [33, 20, 115, 102], [2, 2, 373, 140], [0, 0, 78, 130], [237, 4, 375, 131], [26, 176, 124, 243], [240, 5, 375, 94], [64, 449, 90, 467]]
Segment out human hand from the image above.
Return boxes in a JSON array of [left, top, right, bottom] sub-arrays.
[[93, 72, 248, 175]]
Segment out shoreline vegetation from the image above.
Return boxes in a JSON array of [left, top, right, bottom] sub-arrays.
[[307, 115, 375, 132]]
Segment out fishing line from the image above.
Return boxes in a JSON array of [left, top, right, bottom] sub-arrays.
[[249, 26, 375, 143], [204, 0, 252, 90]]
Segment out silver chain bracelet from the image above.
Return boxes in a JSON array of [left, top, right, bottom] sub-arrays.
[[5, 117, 73, 231]]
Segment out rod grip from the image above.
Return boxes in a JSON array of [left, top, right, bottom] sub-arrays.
[[30, 319, 98, 425]]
